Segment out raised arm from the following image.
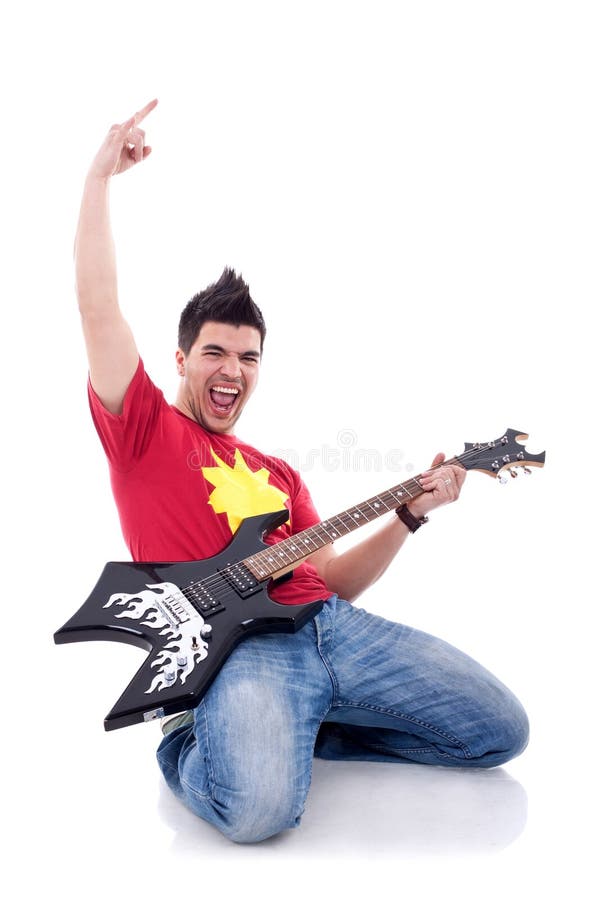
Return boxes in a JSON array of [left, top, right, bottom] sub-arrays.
[[75, 99, 158, 414]]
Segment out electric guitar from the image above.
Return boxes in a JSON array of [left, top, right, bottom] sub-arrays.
[[54, 428, 545, 731]]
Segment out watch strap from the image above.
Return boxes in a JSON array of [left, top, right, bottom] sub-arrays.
[[396, 505, 429, 533]]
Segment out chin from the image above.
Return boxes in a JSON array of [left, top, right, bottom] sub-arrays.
[[206, 407, 243, 434]]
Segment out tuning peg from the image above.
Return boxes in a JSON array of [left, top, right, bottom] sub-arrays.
[[509, 467, 519, 478], [523, 466, 531, 475], [497, 474, 509, 485]]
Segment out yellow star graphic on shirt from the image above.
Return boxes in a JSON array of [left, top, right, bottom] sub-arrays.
[[201, 448, 289, 534]]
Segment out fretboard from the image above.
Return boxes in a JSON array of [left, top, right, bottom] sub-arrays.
[[243, 466, 448, 582]]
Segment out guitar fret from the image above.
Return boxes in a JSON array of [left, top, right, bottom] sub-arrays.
[[272, 542, 295, 565], [332, 514, 352, 533], [404, 480, 420, 498], [320, 520, 341, 540], [302, 530, 323, 550], [313, 524, 332, 544], [249, 550, 277, 577], [336, 513, 355, 531], [258, 552, 278, 574]]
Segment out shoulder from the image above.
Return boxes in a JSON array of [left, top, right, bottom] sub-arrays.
[[88, 358, 172, 469]]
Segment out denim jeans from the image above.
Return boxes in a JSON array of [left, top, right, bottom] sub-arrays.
[[156, 596, 528, 843]]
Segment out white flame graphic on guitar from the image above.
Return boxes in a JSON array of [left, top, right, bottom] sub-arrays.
[[103, 583, 208, 693]]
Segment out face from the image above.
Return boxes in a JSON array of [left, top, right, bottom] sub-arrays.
[[176, 321, 262, 434]]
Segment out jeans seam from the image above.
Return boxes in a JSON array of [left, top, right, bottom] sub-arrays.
[[159, 758, 179, 776], [178, 700, 215, 802], [295, 700, 337, 823], [180, 776, 212, 802], [332, 700, 473, 758], [160, 751, 213, 801], [304, 609, 338, 814], [314, 611, 339, 703], [358, 742, 465, 760]]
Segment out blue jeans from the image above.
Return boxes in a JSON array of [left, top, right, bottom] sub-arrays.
[[157, 596, 528, 843]]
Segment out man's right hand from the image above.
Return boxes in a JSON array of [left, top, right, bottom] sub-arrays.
[[88, 98, 158, 180]]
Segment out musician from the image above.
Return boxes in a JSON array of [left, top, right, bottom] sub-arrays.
[[77, 100, 529, 843]]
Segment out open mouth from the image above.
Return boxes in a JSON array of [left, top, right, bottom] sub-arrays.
[[208, 384, 241, 417]]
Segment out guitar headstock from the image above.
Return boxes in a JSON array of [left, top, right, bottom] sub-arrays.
[[459, 428, 546, 482]]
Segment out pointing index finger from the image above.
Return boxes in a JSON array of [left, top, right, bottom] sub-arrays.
[[133, 98, 158, 126]]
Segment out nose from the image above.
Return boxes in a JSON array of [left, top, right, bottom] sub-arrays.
[[219, 352, 242, 379]]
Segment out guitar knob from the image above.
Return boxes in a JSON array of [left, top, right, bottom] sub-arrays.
[[165, 670, 176, 683], [177, 655, 187, 668], [200, 624, 213, 638]]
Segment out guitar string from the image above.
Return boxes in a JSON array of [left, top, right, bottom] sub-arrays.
[[161, 441, 518, 614]]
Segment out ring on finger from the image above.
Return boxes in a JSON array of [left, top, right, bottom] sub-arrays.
[[443, 478, 452, 485]]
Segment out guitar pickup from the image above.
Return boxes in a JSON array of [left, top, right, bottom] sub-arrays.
[[219, 563, 262, 599], [195, 598, 225, 618], [187, 582, 225, 617]]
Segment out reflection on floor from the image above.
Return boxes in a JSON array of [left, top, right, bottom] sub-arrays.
[[157, 756, 527, 855]]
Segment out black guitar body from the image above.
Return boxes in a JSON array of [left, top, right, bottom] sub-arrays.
[[54, 510, 323, 731]]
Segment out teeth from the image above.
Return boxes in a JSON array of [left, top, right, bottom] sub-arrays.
[[211, 386, 239, 395]]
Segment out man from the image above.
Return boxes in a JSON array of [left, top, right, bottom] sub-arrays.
[[77, 100, 529, 844]]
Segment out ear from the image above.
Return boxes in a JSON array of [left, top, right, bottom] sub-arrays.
[[175, 348, 185, 376]]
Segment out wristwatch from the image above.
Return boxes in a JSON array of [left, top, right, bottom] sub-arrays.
[[396, 504, 429, 533]]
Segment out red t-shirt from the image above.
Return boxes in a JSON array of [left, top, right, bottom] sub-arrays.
[[88, 358, 333, 606]]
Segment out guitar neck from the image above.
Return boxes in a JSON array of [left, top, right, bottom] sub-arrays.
[[243, 458, 460, 582]]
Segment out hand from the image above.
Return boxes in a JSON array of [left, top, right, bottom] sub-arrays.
[[407, 452, 466, 519], [88, 98, 158, 180]]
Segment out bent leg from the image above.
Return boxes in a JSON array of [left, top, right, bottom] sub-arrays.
[[316, 601, 528, 767], [157, 620, 333, 843]]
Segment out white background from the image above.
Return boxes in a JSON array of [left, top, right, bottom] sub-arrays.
[[2, 1, 598, 897]]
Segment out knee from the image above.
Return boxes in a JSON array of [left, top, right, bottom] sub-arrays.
[[215, 785, 302, 844], [476, 695, 529, 767], [163, 752, 304, 843], [169, 675, 313, 842], [179, 742, 305, 843], [503, 701, 530, 760]]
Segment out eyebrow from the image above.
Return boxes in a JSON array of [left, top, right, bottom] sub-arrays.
[[201, 344, 261, 359]]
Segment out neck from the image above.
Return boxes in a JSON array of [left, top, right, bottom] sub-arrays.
[[173, 392, 235, 435]]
